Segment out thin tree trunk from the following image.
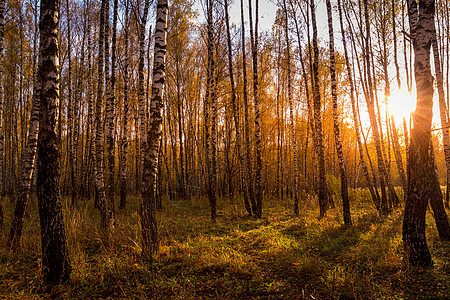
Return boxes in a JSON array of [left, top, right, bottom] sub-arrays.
[[240, 0, 256, 215], [120, 0, 130, 209], [138, 0, 150, 200], [95, 0, 110, 230], [403, 117, 409, 166], [283, 0, 299, 216], [363, 0, 389, 215], [105, 0, 119, 223], [392, 0, 401, 90], [325, 0, 351, 226], [85, 1, 94, 201], [141, 0, 167, 258], [0, 0, 5, 228], [337, 0, 379, 210], [206, 0, 217, 221], [66, 0, 74, 204], [72, 5, 87, 206], [311, 0, 331, 218], [8, 80, 40, 248], [247, 0, 262, 218], [390, 115, 407, 195], [225, 0, 250, 215]]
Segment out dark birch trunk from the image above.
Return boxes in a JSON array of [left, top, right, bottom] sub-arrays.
[[95, 0, 110, 230], [37, 0, 71, 284], [363, 0, 389, 215], [403, 0, 435, 268], [138, 0, 150, 199], [337, 0, 379, 210], [105, 0, 119, 222], [8, 82, 40, 248], [207, 0, 217, 221], [225, 0, 250, 215], [241, 0, 256, 215], [66, 0, 74, 203], [283, 0, 299, 216], [120, 0, 130, 209], [248, 0, 263, 218], [325, 0, 351, 226], [0, 0, 4, 228], [311, 0, 331, 217]]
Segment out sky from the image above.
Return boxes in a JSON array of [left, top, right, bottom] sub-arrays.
[[192, 0, 443, 132]]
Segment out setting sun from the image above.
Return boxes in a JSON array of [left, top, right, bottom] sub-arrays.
[[388, 88, 416, 126]]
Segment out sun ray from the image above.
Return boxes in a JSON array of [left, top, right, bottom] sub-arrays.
[[388, 88, 416, 126]]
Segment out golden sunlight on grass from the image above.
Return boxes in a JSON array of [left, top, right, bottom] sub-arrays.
[[1, 193, 448, 299]]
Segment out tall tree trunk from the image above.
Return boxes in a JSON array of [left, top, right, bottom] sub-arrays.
[[206, 0, 217, 221], [95, 0, 110, 230], [248, 0, 263, 218], [84, 1, 93, 201], [8, 82, 40, 248], [225, 0, 250, 215], [66, 0, 74, 203], [138, 0, 150, 200], [0, 0, 5, 228], [240, 0, 256, 215], [141, 0, 167, 258], [175, 62, 186, 199], [363, 0, 389, 215], [292, 0, 315, 195], [311, 0, 331, 217], [325, 0, 351, 226], [37, 0, 71, 284], [283, 0, 299, 216], [105, 0, 119, 223], [337, 0, 379, 210], [120, 0, 130, 209], [72, 3, 88, 206], [403, 0, 435, 268]]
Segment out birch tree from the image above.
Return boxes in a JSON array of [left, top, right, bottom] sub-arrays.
[[37, 0, 71, 284], [105, 0, 119, 222], [224, 0, 251, 215], [325, 0, 351, 226], [311, 0, 332, 217], [95, 0, 110, 230], [403, 0, 439, 267], [120, 0, 130, 209], [206, 0, 218, 221], [337, 0, 380, 210], [249, 0, 263, 218], [141, 0, 168, 258], [283, 0, 299, 216], [241, 0, 256, 215], [0, 0, 4, 228]]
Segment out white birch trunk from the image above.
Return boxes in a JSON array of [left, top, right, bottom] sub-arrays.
[[141, 0, 168, 257]]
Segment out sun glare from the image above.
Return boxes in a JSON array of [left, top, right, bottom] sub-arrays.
[[388, 88, 416, 126]]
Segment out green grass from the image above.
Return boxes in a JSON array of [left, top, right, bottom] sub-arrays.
[[0, 192, 449, 299]]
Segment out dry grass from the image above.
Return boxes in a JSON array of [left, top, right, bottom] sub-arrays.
[[0, 191, 449, 299]]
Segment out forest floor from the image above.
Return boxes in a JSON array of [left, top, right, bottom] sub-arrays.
[[0, 190, 449, 299]]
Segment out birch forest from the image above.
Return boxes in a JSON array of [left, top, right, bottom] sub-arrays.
[[0, 0, 449, 298]]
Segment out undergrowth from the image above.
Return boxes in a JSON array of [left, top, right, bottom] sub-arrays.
[[0, 190, 449, 299]]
